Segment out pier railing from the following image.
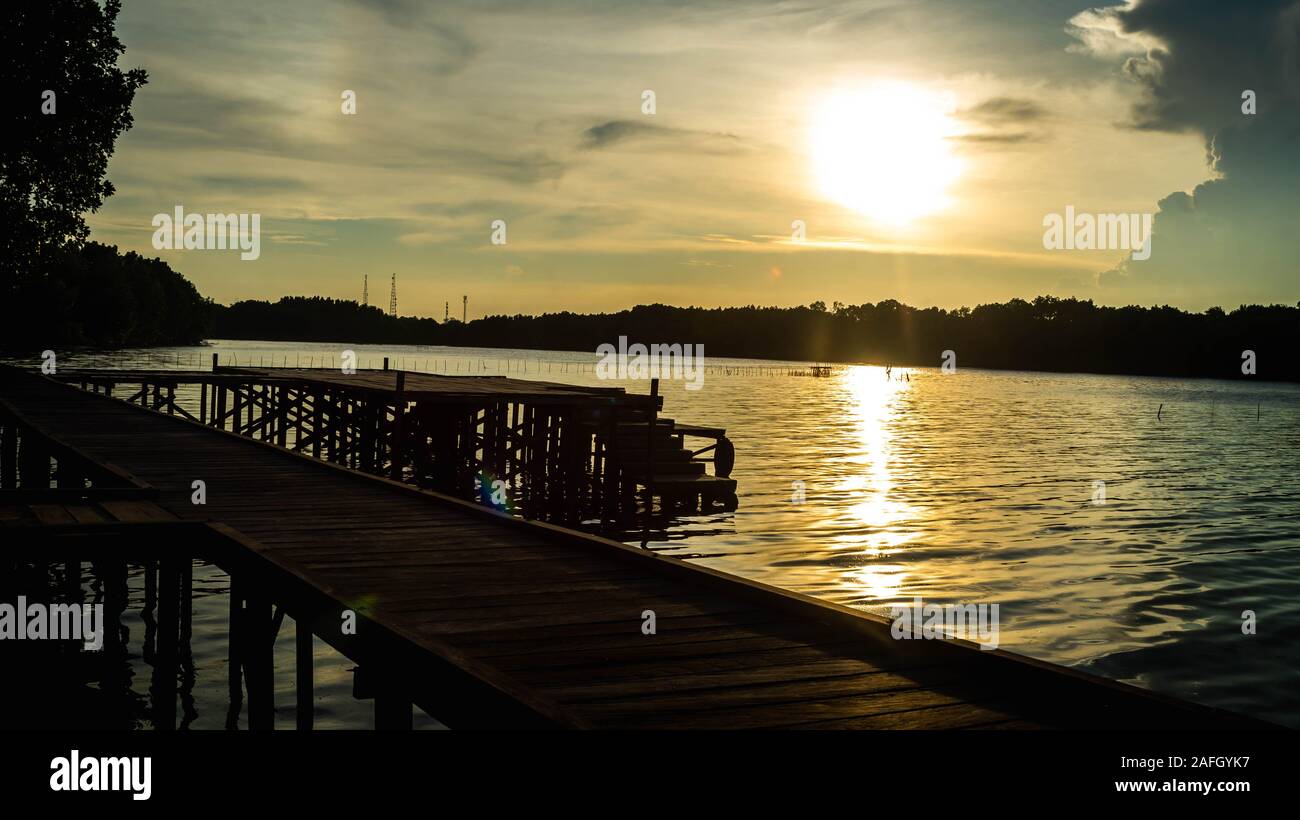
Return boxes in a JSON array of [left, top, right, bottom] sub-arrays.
[[52, 363, 738, 525], [0, 398, 156, 501]]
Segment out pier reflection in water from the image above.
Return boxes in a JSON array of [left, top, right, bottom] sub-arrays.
[[0, 535, 445, 731]]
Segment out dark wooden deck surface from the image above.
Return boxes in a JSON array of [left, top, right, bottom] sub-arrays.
[[225, 365, 650, 405], [0, 367, 1271, 729]]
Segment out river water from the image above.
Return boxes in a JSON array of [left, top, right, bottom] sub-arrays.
[[14, 339, 1300, 727]]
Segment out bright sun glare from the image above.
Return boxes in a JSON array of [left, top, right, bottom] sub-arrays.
[[810, 82, 963, 226]]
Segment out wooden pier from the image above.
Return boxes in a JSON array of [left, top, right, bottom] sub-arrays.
[[0, 365, 1273, 730], [52, 362, 739, 521]]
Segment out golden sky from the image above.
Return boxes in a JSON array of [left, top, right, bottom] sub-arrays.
[[87, 0, 1300, 317]]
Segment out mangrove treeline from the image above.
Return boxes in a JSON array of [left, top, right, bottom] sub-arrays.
[[213, 295, 1300, 382], [1, 242, 213, 350]]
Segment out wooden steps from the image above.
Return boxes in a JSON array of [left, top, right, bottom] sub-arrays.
[[597, 412, 736, 505]]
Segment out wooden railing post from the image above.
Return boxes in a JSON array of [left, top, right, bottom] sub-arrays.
[[645, 378, 659, 497], [391, 371, 406, 481]]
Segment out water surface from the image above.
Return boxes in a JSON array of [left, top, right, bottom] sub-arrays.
[[18, 340, 1299, 727]]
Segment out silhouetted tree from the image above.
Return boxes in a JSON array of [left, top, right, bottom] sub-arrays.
[[1, 242, 214, 349], [2, 0, 147, 288]]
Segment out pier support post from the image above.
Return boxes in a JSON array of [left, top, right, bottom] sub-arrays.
[[180, 558, 192, 649], [296, 617, 313, 731], [152, 558, 180, 731], [143, 559, 157, 661], [245, 589, 275, 731], [97, 558, 128, 704], [375, 680, 413, 731], [1, 423, 16, 489], [226, 574, 243, 729], [19, 431, 48, 488], [64, 558, 80, 607]]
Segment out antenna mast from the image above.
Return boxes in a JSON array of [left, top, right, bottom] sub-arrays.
[[388, 273, 397, 317], [362, 274, 368, 306]]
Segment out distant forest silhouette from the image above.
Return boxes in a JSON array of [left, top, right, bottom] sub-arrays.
[[4, 241, 1293, 382], [1, 242, 212, 349], [214, 294, 1300, 382]]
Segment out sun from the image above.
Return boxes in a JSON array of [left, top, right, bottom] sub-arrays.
[[809, 81, 964, 226]]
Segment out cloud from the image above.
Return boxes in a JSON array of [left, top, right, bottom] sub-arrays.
[[953, 97, 1049, 146], [958, 96, 1047, 124], [1066, 3, 1156, 57], [1085, 0, 1300, 305], [353, 0, 422, 24], [438, 149, 567, 184], [950, 131, 1041, 145], [351, 0, 480, 73], [193, 175, 310, 194], [579, 119, 744, 153], [581, 120, 662, 149]]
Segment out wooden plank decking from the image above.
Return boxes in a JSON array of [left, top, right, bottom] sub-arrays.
[[0, 367, 1271, 729], [228, 365, 649, 404]]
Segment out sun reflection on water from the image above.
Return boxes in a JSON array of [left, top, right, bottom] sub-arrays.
[[836, 366, 918, 601]]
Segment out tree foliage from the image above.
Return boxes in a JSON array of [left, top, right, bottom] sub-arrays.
[[1, 242, 213, 349], [213, 295, 1300, 382], [1, 0, 147, 287]]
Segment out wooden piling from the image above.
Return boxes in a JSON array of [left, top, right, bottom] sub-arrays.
[[296, 617, 313, 731], [227, 573, 243, 728], [153, 558, 180, 731], [245, 589, 274, 731]]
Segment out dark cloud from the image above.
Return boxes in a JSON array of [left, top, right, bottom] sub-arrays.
[[950, 131, 1041, 145], [351, 1, 478, 74], [954, 97, 1048, 146], [437, 149, 567, 184], [353, 0, 418, 20], [1115, 0, 1299, 135], [131, 84, 565, 184], [422, 23, 479, 76], [129, 88, 329, 159], [1089, 0, 1300, 303], [580, 119, 744, 152], [193, 175, 310, 194], [581, 120, 664, 149], [959, 96, 1047, 124]]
